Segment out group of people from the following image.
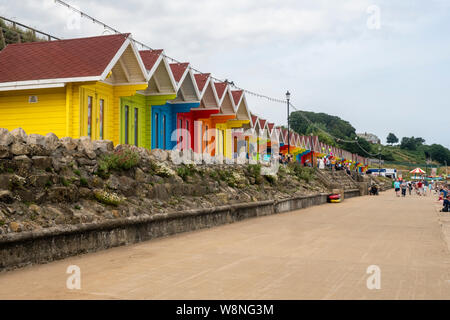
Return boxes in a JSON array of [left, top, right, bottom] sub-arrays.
[[393, 179, 434, 197], [393, 179, 450, 212], [316, 157, 351, 172], [278, 153, 293, 165]]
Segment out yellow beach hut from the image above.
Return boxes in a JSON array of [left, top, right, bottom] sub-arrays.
[[0, 33, 149, 145]]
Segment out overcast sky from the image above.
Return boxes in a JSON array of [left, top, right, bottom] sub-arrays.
[[1, 0, 449, 147]]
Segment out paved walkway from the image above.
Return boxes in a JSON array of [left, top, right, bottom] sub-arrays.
[[1, 191, 450, 299]]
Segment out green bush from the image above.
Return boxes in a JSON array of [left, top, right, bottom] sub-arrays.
[[247, 164, 263, 184], [288, 162, 315, 183], [176, 164, 199, 182], [97, 149, 140, 177]]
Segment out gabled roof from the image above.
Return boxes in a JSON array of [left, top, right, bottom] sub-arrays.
[[170, 63, 201, 103], [275, 127, 284, 143], [259, 119, 267, 131], [215, 87, 235, 115], [251, 115, 258, 128], [138, 49, 177, 95], [194, 73, 211, 98], [139, 49, 163, 71], [213, 81, 228, 104], [231, 90, 244, 107], [267, 123, 274, 134], [231, 91, 252, 125], [169, 62, 189, 84], [0, 33, 149, 90]]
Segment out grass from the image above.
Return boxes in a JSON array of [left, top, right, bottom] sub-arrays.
[[61, 177, 70, 187], [80, 177, 88, 187]]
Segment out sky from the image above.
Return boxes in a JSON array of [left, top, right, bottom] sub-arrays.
[[1, 0, 449, 147]]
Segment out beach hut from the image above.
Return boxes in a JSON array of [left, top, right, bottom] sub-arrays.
[[0, 33, 149, 145], [152, 62, 201, 151]]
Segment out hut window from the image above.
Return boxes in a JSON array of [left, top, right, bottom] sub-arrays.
[[124, 105, 129, 144], [87, 96, 93, 138], [134, 108, 138, 146], [163, 115, 166, 150], [155, 113, 159, 148], [99, 99, 104, 140]]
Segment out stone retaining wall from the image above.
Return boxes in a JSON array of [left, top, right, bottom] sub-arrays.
[[0, 192, 334, 271], [344, 189, 361, 199]]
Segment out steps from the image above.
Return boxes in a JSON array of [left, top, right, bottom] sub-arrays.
[[315, 169, 358, 190]]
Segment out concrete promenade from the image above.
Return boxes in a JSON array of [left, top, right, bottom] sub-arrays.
[[0, 191, 449, 299]]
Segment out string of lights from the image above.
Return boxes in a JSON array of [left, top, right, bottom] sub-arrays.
[[39, 1, 375, 158], [54, 0, 287, 103]]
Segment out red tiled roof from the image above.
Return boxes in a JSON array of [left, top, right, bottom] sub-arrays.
[[214, 82, 227, 100], [169, 62, 189, 83], [0, 33, 130, 83], [194, 73, 210, 92], [251, 115, 258, 126], [268, 123, 274, 132], [139, 49, 163, 71], [231, 90, 243, 106], [259, 119, 267, 129]]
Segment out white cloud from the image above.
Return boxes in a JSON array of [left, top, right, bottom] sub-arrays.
[[1, 0, 450, 147]]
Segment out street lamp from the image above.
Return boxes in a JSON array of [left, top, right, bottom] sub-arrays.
[[378, 146, 382, 176], [286, 91, 291, 156]]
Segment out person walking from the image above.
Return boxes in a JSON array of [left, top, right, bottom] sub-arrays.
[[408, 181, 412, 195], [401, 180, 407, 197], [417, 180, 423, 196], [394, 180, 401, 197]]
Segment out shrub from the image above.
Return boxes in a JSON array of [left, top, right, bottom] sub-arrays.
[[97, 149, 140, 177], [288, 162, 315, 183], [74, 169, 81, 176], [265, 174, 277, 184], [247, 164, 263, 184], [176, 164, 199, 182]]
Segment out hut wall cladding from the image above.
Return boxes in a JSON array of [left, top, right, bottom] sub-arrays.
[[0, 87, 67, 138], [0, 192, 365, 271]]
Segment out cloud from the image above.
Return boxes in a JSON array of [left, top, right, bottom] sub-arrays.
[[1, 0, 450, 147]]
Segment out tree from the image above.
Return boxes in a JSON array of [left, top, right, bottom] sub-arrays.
[[400, 136, 425, 151], [427, 144, 450, 165], [386, 133, 398, 145]]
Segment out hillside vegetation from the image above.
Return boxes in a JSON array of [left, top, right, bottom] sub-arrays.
[[0, 18, 47, 50], [289, 110, 450, 168]]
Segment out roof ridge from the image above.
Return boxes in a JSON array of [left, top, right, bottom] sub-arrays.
[[4, 33, 131, 48]]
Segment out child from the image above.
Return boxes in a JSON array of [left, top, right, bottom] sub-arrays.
[[442, 195, 450, 212]]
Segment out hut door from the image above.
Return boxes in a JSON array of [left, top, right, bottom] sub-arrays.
[[82, 89, 107, 140]]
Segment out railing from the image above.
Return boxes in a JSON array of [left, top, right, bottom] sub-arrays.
[[0, 16, 59, 50]]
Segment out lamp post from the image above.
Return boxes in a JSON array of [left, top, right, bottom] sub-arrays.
[[286, 91, 291, 156], [445, 160, 448, 177], [378, 146, 382, 177]]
